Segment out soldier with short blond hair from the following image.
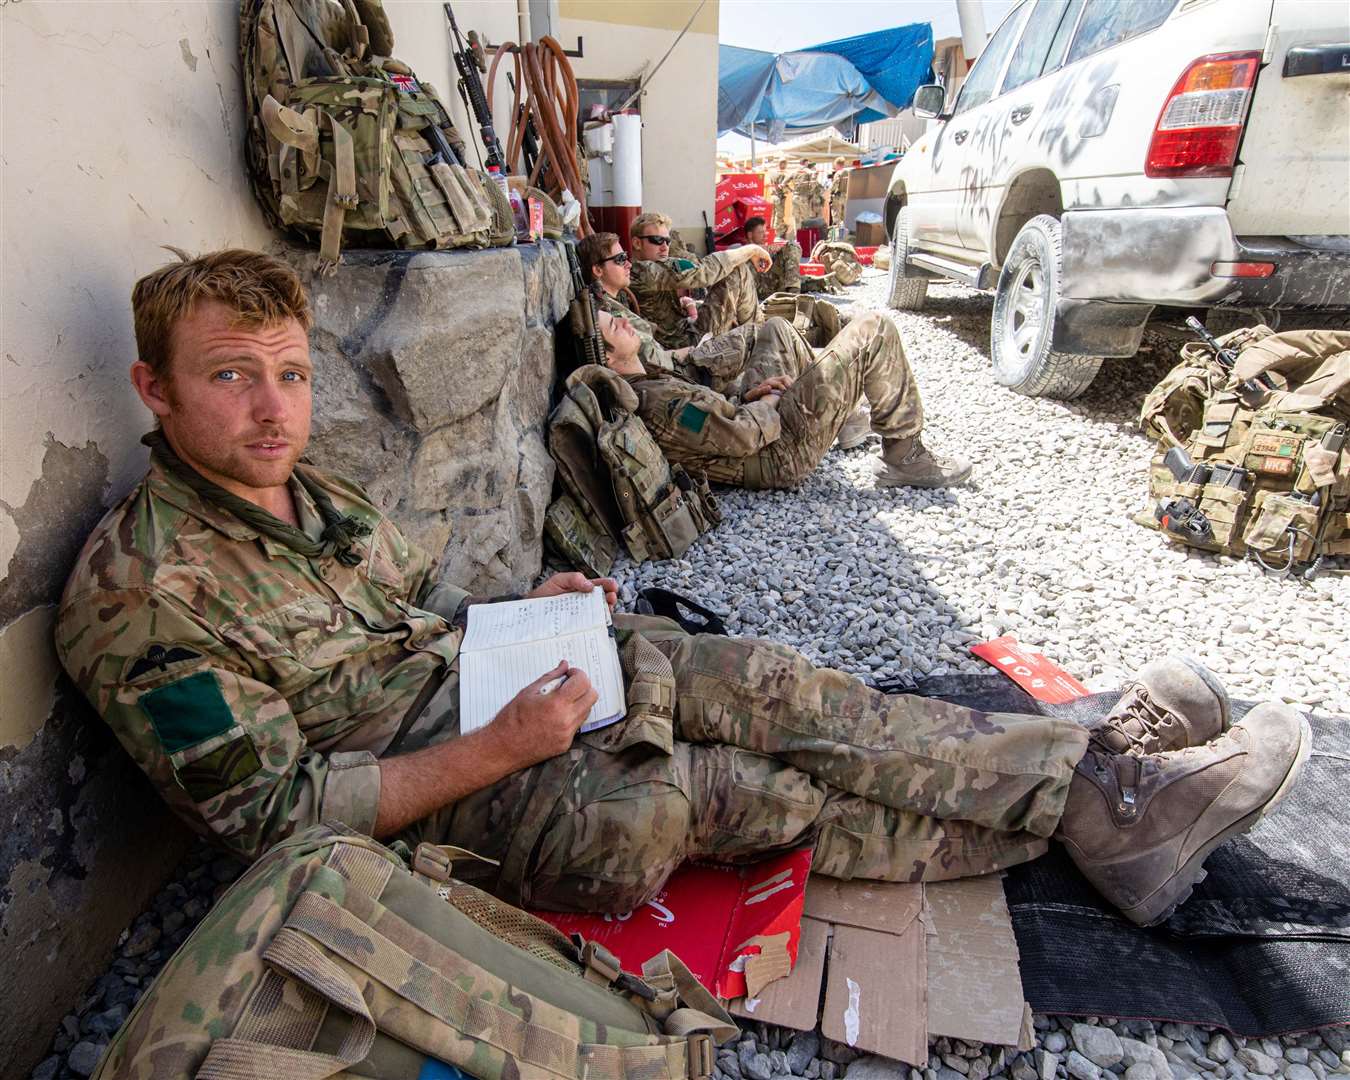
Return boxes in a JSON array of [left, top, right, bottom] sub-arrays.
[[58, 248, 1310, 929]]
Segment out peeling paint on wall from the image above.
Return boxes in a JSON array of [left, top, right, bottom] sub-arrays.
[[0, 606, 59, 752], [0, 436, 110, 626]]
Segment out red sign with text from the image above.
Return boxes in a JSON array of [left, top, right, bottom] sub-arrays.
[[533, 848, 811, 1000], [970, 636, 1091, 704]]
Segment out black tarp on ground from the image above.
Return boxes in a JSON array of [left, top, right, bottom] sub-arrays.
[[908, 675, 1350, 1036]]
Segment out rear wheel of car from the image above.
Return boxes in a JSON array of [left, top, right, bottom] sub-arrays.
[[990, 214, 1104, 399], [886, 207, 928, 311]]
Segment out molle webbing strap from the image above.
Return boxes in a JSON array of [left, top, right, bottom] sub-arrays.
[[317, 110, 358, 274], [280, 890, 710, 1080]]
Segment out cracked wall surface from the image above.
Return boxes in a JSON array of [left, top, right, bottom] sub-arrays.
[[0, 2, 539, 1073]]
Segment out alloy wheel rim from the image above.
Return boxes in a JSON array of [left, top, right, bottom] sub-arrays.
[[1003, 256, 1049, 363]]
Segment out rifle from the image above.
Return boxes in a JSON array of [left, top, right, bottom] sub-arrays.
[[565, 243, 606, 368], [506, 71, 542, 177], [443, 2, 506, 171], [1184, 316, 1277, 392], [702, 211, 715, 254]]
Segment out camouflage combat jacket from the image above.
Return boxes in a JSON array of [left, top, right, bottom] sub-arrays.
[[597, 288, 672, 372], [628, 251, 744, 350], [625, 367, 782, 487], [56, 461, 469, 861]]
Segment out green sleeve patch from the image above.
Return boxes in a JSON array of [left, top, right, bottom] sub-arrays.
[[175, 736, 262, 803], [678, 403, 709, 434], [140, 670, 235, 754]]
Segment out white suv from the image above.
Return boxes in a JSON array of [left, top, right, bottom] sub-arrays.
[[885, 0, 1350, 398]]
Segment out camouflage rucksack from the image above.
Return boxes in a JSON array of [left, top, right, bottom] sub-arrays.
[[809, 241, 862, 286], [545, 366, 721, 574], [1139, 326, 1350, 573], [94, 824, 732, 1079], [760, 291, 842, 349], [241, 0, 514, 272]]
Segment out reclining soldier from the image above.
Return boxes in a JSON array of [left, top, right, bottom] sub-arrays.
[[57, 249, 1310, 929], [627, 211, 771, 349], [592, 307, 973, 490]]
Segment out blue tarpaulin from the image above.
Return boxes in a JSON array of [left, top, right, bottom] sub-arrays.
[[718, 23, 935, 141]]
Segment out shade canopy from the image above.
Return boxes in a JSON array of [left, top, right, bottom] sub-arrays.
[[718, 23, 935, 142]]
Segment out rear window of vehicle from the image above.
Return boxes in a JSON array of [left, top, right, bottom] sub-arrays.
[[1067, 0, 1178, 64], [1002, 0, 1084, 93]]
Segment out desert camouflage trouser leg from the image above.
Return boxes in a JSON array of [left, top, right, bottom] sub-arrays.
[[698, 262, 761, 338], [756, 243, 802, 300], [424, 620, 1087, 914], [746, 311, 924, 488]]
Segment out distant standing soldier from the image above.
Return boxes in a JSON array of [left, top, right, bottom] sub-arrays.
[[768, 157, 791, 237], [828, 156, 851, 228], [790, 164, 826, 226]]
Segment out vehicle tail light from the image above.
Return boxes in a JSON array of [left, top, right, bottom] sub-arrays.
[[1211, 261, 1275, 278], [1146, 52, 1261, 178]]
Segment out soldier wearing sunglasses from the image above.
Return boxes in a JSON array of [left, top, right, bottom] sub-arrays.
[[627, 212, 772, 350]]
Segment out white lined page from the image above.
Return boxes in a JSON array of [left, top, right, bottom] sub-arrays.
[[459, 588, 625, 735]]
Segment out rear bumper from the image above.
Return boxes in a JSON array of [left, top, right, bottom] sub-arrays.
[[1060, 207, 1350, 309]]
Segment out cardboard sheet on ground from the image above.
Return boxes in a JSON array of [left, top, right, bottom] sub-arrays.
[[531, 848, 812, 1000], [731, 875, 1030, 1065]]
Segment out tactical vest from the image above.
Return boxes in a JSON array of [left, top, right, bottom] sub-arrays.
[[545, 366, 721, 574], [93, 824, 732, 1080], [1139, 326, 1350, 573], [241, 0, 514, 272]]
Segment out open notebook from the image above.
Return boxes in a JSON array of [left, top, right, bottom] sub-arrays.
[[459, 587, 626, 735]]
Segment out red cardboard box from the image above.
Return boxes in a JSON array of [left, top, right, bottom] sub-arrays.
[[716, 172, 765, 213], [533, 848, 811, 1000]]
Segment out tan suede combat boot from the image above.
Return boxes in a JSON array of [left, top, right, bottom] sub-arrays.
[[875, 436, 972, 488], [1089, 655, 1231, 755], [834, 405, 872, 450], [1056, 702, 1311, 926]]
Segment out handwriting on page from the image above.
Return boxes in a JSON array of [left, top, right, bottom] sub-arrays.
[[462, 588, 605, 651]]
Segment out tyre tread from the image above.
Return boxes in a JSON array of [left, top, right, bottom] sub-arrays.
[[886, 207, 928, 311]]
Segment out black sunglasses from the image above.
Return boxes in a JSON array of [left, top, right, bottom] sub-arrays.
[[600, 251, 631, 266], [639, 235, 672, 246]]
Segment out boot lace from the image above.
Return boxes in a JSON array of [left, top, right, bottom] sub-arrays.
[[1089, 685, 1176, 755]]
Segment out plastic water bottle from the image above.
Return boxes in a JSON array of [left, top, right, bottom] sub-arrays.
[[487, 165, 510, 200]]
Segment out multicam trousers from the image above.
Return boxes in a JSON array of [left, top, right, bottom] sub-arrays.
[[411, 616, 1088, 914], [734, 311, 925, 489], [755, 242, 802, 301], [696, 261, 761, 341]]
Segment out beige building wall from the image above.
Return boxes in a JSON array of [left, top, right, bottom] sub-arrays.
[[558, 0, 719, 251], [0, 1, 523, 1072]]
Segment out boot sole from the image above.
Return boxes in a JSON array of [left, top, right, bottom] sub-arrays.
[[875, 463, 974, 489], [1123, 713, 1313, 927]]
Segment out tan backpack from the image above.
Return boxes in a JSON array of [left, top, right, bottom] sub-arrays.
[[545, 366, 721, 572], [241, 0, 514, 272], [94, 824, 732, 1079], [1139, 326, 1350, 574]]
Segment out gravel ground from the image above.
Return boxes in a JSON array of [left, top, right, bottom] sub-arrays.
[[30, 271, 1348, 1077], [615, 271, 1350, 714]]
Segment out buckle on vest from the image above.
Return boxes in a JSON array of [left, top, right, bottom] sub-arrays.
[[578, 939, 659, 1000], [412, 843, 453, 882], [687, 1034, 715, 1080]]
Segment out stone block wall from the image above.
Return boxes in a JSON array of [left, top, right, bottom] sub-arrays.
[[301, 241, 571, 593]]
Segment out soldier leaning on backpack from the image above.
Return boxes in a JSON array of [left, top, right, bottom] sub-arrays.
[[585, 307, 973, 490]]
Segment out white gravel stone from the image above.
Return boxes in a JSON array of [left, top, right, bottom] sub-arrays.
[[1283, 1065, 1317, 1080], [1238, 1050, 1280, 1077]]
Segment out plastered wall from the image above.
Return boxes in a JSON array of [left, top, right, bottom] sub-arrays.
[[559, 0, 719, 250], [0, 1, 524, 1071]]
